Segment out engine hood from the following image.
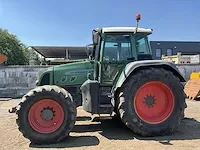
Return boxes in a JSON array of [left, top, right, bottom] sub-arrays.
[[53, 60, 94, 86]]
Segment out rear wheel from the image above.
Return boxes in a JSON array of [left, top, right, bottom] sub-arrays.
[[117, 67, 187, 136], [16, 85, 77, 144]]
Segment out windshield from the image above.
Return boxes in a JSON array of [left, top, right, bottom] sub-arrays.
[[102, 34, 133, 62], [101, 33, 151, 63], [135, 33, 151, 55]]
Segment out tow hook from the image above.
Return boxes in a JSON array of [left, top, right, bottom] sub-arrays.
[[8, 106, 17, 113]]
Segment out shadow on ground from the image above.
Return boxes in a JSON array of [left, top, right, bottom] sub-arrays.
[[73, 116, 135, 140], [73, 116, 200, 143], [30, 135, 99, 148], [76, 116, 92, 121], [30, 116, 200, 148], [135, 117, 200, 144]]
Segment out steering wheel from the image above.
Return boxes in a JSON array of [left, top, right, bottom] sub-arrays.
[[103, 54, 117, 64]]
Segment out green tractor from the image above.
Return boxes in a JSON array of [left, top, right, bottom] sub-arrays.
[[10, 15, 187, 144]]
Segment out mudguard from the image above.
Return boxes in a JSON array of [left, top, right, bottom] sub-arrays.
[[113, 60, 186, 92]]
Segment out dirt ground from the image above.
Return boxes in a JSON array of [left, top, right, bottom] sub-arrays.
[[0, 99, 200, 150]]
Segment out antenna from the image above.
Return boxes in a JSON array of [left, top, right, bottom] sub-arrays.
[[135, 14, 141, 34]]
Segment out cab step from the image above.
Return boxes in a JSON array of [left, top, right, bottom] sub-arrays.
[[98, 104, 113, 114]]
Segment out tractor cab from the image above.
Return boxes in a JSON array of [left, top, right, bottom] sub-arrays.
[[88, 21, 153, 85], [81, 15, 155, 114]]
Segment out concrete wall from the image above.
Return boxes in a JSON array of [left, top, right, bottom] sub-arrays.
[[176, 64, 200, 80], [0, 66, 49, 98], [0, 64, 200, 98]]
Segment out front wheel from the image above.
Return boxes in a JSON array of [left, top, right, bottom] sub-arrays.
[[117, 67, 187, 136], [16, 85, 77, 144]]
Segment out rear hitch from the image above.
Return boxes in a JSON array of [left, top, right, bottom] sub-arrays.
[[8, 106, 17, 113]]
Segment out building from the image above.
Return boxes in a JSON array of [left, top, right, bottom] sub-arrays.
[[32, 46, 89, 59], [31, 46, 90, 65], [161, 53, 200, 64], [30, 41, 200, 65], [150, 41, 200, 60]]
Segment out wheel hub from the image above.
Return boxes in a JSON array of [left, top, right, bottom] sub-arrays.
[[134, 81, 175, 124], [41, 107, 55, 120], [28, 99, 64, 133], [144, 95, 156, 107]]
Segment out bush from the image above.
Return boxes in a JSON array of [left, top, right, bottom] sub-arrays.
[[0, 28, 30, 65]]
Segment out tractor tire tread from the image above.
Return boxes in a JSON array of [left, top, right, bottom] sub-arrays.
[[117, 67, 187, 136], [16, 85, 77, 144]]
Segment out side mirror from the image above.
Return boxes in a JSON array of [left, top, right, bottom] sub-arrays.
[[86, 44, 94, 59], [92, 30, 99, 45]]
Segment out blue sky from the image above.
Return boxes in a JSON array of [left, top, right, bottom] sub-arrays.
[[0, 0, 200, 46]]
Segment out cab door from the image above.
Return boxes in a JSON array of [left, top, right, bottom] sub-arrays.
[[99, 33, 134, 85]]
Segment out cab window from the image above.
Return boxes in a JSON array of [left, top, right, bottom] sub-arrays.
[[102, 34, 133, 62]]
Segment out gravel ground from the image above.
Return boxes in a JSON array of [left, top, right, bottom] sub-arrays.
[[0, 99, 200, 150]]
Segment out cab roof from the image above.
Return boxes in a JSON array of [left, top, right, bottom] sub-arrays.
[[100, 27, 153, 34]]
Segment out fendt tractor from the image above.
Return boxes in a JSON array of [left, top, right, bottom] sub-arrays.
[[9, 14, 187, 144]]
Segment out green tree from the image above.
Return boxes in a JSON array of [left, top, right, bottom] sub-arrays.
[[0, 28, 30, 65]]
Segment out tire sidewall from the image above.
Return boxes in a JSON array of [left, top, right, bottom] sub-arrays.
[[125, 70, 184, 132], [18, 88, 76, 143]]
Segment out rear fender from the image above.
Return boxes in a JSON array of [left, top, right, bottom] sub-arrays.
[[113, 60, 186, 93]]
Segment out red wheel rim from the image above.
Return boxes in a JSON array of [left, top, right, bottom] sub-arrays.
[[28, 99, 64, 134], [134, 81, 175, 124]]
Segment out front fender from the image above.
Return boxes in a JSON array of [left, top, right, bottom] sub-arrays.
[[36, 67, 54, 86], [113, 60, 186, 92]]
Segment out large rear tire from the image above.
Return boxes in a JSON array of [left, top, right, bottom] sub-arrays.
[[16, 85, 77, 144], [117, 67, 187, 136]]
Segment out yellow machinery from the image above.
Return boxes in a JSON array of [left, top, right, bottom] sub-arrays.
[[184, 72, 200, 100], [190, 72, 200, 79]]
